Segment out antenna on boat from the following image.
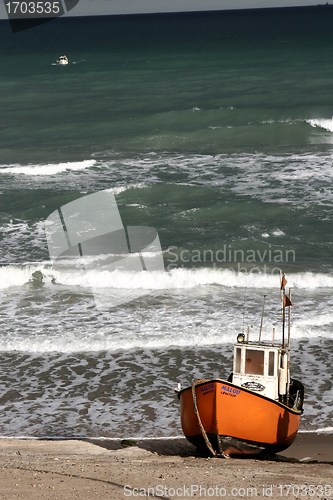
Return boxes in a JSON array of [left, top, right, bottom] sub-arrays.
[[258, 295, 266, 345], [280, 271, 287, 349], [242, 295, 246, 335], [288, 288, 292, 352], [287, 288, 292, 404]]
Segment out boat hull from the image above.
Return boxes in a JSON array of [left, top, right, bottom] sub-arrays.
[[179, 379, 302, 456]]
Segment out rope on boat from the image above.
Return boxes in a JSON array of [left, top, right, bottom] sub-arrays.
[[191, 379, 216, 457]]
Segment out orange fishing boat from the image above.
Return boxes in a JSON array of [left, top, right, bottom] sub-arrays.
[[176, 274, 304, 457]]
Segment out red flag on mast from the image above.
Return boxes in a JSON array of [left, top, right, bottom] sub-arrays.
[[283, 295, 293, 308], [281, 274, 287, 289]]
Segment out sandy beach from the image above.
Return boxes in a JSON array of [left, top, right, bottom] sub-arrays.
[[1, 434, 332, 499]]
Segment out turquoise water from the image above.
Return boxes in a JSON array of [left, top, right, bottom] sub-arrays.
[[0, 8, 332, 438], [2, 9, 333, 163]]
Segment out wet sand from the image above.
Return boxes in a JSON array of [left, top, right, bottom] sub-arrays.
[[0, 434, 332, 499]]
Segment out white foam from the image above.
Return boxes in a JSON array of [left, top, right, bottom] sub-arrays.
[[299, 427, 333, 434], [2, 149, 333, 207], [104, 183, 148, 195], [1, 263, 333, 353], [272, 229, 285, 236], [103, 149, 333, 206], [0, 264, 38, 288], [306, 118, 333, 133], [1, 265, 333, 291], [0, 159, 96, 176], [74, 268, 333, 291]]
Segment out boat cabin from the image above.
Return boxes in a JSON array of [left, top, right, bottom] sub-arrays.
[[232, 335, 288, 401]]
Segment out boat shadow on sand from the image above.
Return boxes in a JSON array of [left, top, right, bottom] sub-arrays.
[[85, 438, 330, 464]]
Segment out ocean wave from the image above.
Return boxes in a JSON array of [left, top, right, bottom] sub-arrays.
[[1, 264, 332, 291], [106, 149, 333, 205], [1, 264, 333, 355], [0, 159, 96, 176], [300, 427, 333, 434], [306, 117, 333, 133], [2, 150, 333, 206]]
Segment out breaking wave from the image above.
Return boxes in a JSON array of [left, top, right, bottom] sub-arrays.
[[1, 264, 333, 291], [0, 159, 96, 176], [306, 117, 333, 133]]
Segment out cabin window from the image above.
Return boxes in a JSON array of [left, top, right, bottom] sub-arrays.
[[235, 348, 241, 373], [245, 349, 264, 375], [268, 351, 275, 376]]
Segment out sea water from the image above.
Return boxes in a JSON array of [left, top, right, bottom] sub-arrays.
[[0, 7, 332, 439]]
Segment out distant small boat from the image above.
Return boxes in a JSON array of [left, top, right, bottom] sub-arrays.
[[57, 55, 68, 65], [176, 274, 304, 457]]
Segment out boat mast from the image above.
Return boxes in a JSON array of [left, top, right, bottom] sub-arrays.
[[287, 288, 292, 404], [282, 295, 285, 349], [280, 272, 287, 403], [280, 272, 287, 349], [280, 272, 293, 405], [258, 295, 266, 345]]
